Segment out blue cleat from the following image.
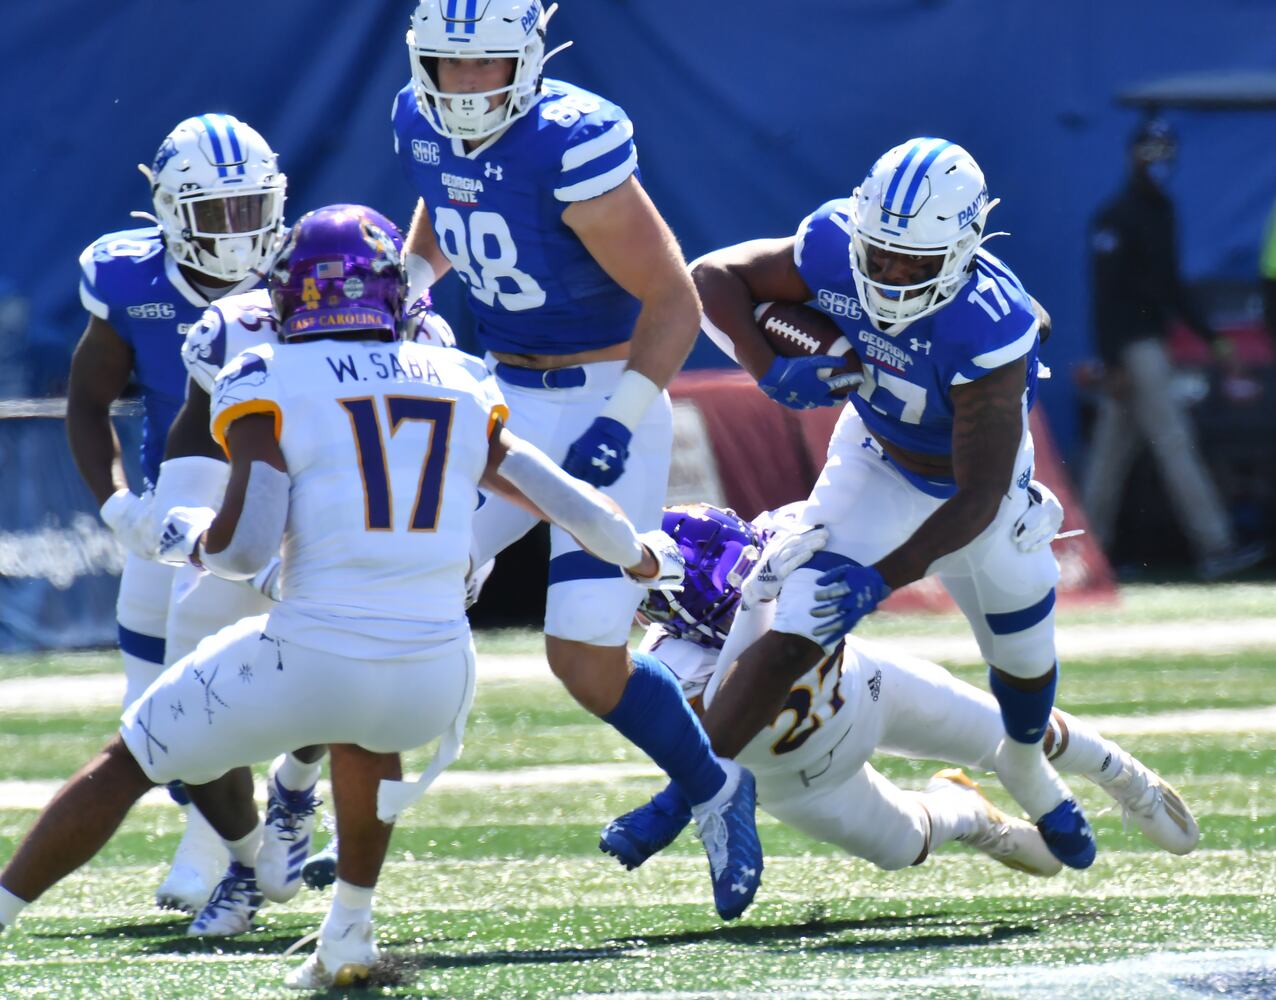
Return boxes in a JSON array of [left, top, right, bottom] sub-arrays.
[[301, 834, 339, 890], [692, 761, 763, 921], [1036, 798, 1097, 869], [599, 784, 691, 870], [186, 862, 263, 937]]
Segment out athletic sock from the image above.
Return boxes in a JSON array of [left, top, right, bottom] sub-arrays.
[[274, 752, 322, 793], [1045, 710, 1127, 783], [325, 880, 374, 930], [167, 780, 191, 807], [916, 787, 977, 849], [602, 652, 726, 807], [0, 885, 28, 928], [224, 823, 264, 868]]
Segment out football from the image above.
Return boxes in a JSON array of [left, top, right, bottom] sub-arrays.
[[754, 301, 860, 368]]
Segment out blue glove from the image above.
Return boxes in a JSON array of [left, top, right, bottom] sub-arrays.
[[758, 354, 858, 410], [563, 416, 632, 487], [810, 562, 891, 640]]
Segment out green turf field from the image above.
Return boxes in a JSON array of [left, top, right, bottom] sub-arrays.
[[0, 584, 1273, 998]]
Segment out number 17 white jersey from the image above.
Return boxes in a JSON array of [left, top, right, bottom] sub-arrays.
[[209, 337, 507, 658]]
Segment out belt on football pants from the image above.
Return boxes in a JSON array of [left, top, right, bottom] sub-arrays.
[[494, 361, 587, 389]]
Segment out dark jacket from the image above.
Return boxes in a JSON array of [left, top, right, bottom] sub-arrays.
[[1090, 175, 1213, 366]]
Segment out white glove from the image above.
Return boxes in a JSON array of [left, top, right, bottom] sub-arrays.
[[626, 529, 685, 591], [464, 557, 496, 610], [100, 488, 156, 559], [155, 506, 216, 567], [245, 555, 283, 601], [741, 523, 830, 605], [1013, 480, 1065, 553]]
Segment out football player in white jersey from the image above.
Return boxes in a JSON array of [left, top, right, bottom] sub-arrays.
[[393, 0, 762, 919], [603, 504, 1199, 878], [690, 138, 1097, 871], [66, 113, 287, 912], [0, 205, 684, 992]]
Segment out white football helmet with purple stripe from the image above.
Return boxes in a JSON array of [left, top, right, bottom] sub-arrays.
[[849, 137, 999, 329], [145, 114, 286, 282]]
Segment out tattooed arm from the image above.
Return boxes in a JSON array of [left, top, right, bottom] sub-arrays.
[[873, 356, 1026, 589]]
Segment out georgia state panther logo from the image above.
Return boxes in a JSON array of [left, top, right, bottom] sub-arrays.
[[152, 137, 179, 176]]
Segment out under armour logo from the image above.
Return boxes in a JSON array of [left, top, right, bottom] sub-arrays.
[[591, 445, 618, 472], [909, 337, 931, 354], [731, 865, 758, 895], [484, 162, 503, 180]]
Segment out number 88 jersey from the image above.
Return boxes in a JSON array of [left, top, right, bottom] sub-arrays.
[[392, 78, 641, 357], [795, 198, 1043, 459], [209, 338, 506, 656]]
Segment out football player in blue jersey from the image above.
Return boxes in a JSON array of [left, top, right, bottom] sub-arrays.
[[682, 138, 1098, 870], [390, 0, 762, 919], [66, 113, 287, 911]]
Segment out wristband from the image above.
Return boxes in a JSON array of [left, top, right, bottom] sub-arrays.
[[405, 253, 437, 299], [599, 370, 660, 432]]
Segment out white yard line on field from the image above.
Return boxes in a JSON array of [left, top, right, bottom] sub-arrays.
[[2, 694, 1276, 813], [3, 616, 1274, 715]]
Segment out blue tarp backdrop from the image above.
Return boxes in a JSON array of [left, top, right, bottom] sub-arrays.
[[2, 2, 1275, 648], [5, 1, 1276, 454]]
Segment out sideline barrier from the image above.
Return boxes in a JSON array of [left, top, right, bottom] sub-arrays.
[[0, 402, 142, 652], [667, 371, 1117, 612]]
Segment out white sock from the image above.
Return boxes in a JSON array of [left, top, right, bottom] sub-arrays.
[[325, 879, 374, 929], [996, 737, 1073, 822], [0, 885, 29, 928], [917, 788, 978, 850], [1046, 711, 1126, 783], [274, 751, 323, 793], [224, 823, 263, 868], [690, 759, 740, 818]]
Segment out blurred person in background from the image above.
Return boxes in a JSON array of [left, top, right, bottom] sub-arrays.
[[1261, 199, 1276, 340], [1080, 117, 1266, 581]]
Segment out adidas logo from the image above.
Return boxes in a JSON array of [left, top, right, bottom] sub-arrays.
[[867, 668, 882, 702]]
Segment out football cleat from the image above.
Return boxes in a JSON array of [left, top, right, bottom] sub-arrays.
[[1095, 752, 1200, 855], [599, 784, 691, 870], [284, 919, 379, 991], [155, 805, 229, 913], [186, 862, 263, 937], [257, 770, 322, 904], [928, 769, 1062, 877], [691, 761, 763, 921], [1036, 797, 1097, 869], [301, 834, 339, 890]]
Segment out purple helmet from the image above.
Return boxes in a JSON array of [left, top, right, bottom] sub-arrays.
[[638, 504, 764, 647], [269, 204, 406, 340]]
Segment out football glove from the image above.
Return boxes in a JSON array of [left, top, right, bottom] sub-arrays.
[[1013, 480, 1065, 553], [741, 523, 830, 606], [626, 528, 686, 591], [563, 417, 632, 487], [155, 506, 216, 567], [811, 562, 890, 640], [100, 488, 157, 559], [758, 355, 861, 410]]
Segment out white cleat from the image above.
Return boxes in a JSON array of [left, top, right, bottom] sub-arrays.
[[155, 804, 230, 913], [928, 768, 1063, 878], [1094, 752, 1200, 855], [186, 862, 264, 937], [257, 768, 322, 904], [285, 919, 379, 991]]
